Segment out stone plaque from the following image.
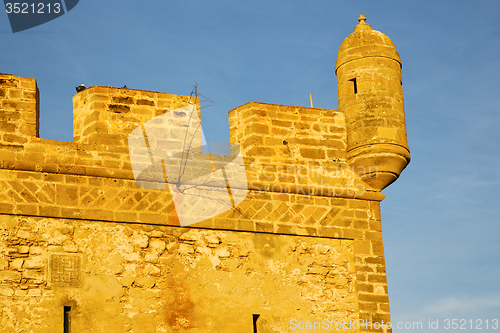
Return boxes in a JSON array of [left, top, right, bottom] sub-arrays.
[[49, 254, 82, 287]]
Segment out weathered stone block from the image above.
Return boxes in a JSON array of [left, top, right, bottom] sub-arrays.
[[300, 147, 325, 159], [0, 270, 22, 282]]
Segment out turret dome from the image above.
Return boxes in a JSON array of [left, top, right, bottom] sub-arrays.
[[335, 15, 402, 73]]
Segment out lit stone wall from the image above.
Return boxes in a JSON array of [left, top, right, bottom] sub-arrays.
[[0, 62, 404, 332], [0, 215, 360, 333]]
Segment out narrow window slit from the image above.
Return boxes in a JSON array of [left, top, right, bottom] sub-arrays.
[[253, 314, 260, 333], [349, 78, 357, 94], [64, 306, 71, 333]]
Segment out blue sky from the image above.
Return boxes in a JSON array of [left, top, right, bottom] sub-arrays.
[[2, 0, 500, 331]]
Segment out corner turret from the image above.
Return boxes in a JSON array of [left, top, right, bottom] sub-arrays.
[[336, 15, 410, 191]]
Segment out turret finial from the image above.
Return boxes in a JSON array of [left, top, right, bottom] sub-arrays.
[[355, 14, 371, 31]]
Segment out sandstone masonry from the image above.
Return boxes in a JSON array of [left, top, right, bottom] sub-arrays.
[[0, 15, 409, 333]]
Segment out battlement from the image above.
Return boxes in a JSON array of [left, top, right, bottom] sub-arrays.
[[0, 72, 390, 230], [0, 74, 384, 193]]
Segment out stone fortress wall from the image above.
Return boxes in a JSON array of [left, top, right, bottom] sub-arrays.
[[0, 15, 409, 333]]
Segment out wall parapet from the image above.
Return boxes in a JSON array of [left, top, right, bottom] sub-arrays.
[[0, 74, 385, 207]]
